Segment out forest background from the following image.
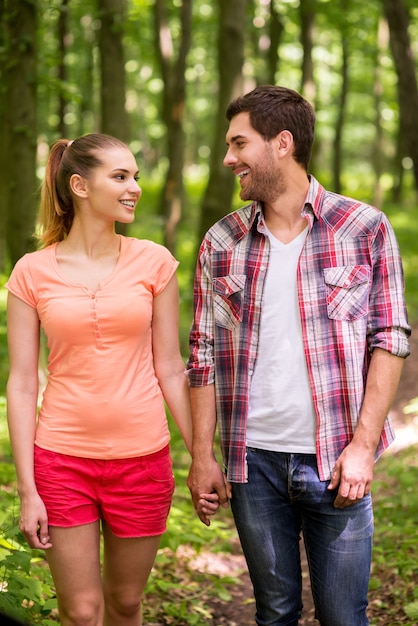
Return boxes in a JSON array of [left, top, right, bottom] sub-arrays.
[[0, 0, 417, 624]]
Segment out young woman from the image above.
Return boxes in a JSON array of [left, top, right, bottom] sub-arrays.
[[6, 134, 193, 626]]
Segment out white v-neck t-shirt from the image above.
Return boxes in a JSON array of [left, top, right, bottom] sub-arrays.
[[247, 223, 316, 453]]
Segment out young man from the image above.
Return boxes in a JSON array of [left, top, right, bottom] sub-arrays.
[[187, 85, 410, 625]]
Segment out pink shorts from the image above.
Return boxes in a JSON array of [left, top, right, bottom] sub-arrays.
[[34, 444, 175, 538]]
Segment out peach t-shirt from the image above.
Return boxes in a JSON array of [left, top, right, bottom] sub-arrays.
[[6, 236, 178, 459]]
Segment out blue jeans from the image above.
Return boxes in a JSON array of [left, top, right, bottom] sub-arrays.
[[230, 448, 373, 626]]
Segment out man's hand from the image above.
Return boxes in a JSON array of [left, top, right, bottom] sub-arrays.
[[187, 457, 230, 526], [327, 442, 375, 508], [328, 349, 406, 508]]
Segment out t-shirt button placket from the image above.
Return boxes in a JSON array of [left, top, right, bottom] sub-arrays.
[[90, 294, 103, 343]]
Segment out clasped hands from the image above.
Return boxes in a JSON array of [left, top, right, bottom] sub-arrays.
[[187, 459, 230, 526]]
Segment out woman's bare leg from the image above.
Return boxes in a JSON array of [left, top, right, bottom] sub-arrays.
[[45, 522, 103, 626], [102, 521, 162, 626]]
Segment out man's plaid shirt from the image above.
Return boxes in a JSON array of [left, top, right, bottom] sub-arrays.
[[187, 176, 411, 482]]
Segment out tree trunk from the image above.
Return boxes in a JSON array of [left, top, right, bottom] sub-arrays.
[[97, 0, 129, 141], [0, 0, 7, 271], [299, 0, 316, 102], [154, 0, 192, 254], [382, 0, 418, 192], [250, 0, 283, 86], [198, 0, 248, 245], [97, 0, 130, 235], [332, 0, 349, 194], [57, 0, 70, 137], [267, 0, 284, 85], [3, 0, 38, 267], [299, 0, 318, 172], [77, 13, 96, 137], [371, 17, 387, 207], [391, 127, 405, 204]]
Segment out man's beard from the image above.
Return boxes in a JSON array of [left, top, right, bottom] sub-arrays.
[[239, 160, 284, 203]]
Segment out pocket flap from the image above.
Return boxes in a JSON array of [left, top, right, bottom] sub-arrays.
[[213, 274, 246, 297], [323, 265, 371, 289]]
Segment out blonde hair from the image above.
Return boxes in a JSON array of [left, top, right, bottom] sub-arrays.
[[37, 133, 129, 247]]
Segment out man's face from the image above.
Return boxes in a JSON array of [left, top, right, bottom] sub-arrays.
[[224, 112, 284, 203]]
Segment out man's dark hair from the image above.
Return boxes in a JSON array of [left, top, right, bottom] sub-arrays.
[[226, 85, 315, 170]]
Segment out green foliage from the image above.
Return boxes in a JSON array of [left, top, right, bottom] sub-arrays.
[[0, 488, 58, 624], [23, 0, 418, 192], [144, 548, 227, 626], [383, 200, 418, 322], [0, 291, 9, 406], [369, 447, 418, 625], [404, 601, 418, 621]]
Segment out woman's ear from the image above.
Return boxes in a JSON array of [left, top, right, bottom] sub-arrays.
[[70, 173, 88, 198]]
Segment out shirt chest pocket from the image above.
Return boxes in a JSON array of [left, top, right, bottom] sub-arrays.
[[323, 265, 371, 321], [213, 275, 246, 329]]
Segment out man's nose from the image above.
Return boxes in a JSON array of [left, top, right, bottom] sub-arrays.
[[223, 147, 237, 168]]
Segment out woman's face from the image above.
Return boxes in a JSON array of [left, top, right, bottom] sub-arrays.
[[74, 147, 142, 224]]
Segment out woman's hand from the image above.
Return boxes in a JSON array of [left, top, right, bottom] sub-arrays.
[[19, 494, 52, 550], [196, 491, 221, 521]]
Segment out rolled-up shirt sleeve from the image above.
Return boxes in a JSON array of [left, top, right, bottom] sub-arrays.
[[367, 213, 411, 358], [187, 239, 216, 387]]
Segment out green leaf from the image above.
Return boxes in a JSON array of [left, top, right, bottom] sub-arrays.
[[404, 601, 418, 620]]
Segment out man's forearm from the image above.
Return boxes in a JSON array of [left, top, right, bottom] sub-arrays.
[[353, 347, 405, 452], [189, 384, 217, 458]]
